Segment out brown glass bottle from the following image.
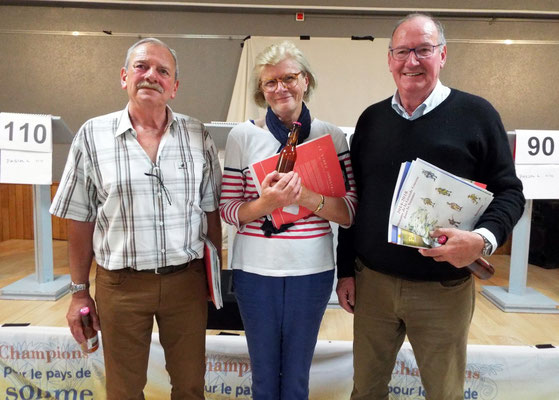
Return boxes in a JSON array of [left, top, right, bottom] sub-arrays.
[[275, 121, 302, 173], [80, 306, 99, 353], [437, 235, 495, 280], [466, 258, 495, 280]]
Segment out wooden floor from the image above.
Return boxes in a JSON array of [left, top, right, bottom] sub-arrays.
[[1, 239, 558, 346]]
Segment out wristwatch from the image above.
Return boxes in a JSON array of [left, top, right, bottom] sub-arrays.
[[477, 233, 493, 257], [70, 281, 90, 294]]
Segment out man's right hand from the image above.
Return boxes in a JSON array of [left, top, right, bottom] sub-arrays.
[[67, 292, 100, 345], [336, 277, 356, 314]]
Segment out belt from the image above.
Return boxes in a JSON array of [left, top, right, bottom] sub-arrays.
[[130, 261, 190, 275], [356, 256, 470, 285]]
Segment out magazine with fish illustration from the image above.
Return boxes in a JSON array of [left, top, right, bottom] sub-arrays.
[[389, 158, 493, 240]]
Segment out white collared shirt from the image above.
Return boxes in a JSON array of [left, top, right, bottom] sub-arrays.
[[50, 104, 222, 270], [391, 81, 497, 254], [391, 80, 451, 120]]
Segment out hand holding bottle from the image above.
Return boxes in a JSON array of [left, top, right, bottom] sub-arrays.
[[79, 307, 99, 353], [67, 294, 100, 352], [436, 235, 495, 280]]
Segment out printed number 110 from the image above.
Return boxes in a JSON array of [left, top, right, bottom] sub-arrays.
[[4, 121, 47, 144]]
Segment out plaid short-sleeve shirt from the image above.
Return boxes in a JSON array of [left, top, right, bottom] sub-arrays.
[[50, 105, 222, 270]]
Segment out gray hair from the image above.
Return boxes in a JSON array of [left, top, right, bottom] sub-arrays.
[[389, 13, 446, 48], [252, 41, 317, 108], [124, 37, 179, 81]]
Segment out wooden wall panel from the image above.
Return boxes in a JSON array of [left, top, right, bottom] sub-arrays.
[[7, 185, 17, 240], [0, 183, 67, 242], [15, 185, 24, 239], [0, 185, 9, 240], [23, 187, 33, 240]]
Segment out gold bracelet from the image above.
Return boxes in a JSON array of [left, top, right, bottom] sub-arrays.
[[313, 194, 325, 213]]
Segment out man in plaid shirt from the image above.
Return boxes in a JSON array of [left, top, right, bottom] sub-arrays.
[[51, 37, 222, 400]]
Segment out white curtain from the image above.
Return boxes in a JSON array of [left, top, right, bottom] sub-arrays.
[[226, 36, 396, 128]]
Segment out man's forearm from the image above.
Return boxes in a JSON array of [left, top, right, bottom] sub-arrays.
[[206, 209, 222, 262], [67, 219, 96, 283]]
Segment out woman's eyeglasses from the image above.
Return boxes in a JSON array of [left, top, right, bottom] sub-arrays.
[[260, 72, 303, 93]]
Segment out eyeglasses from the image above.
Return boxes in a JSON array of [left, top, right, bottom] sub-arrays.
[[260, 72, 303, 93], [145, 172, 172, 206], [389, 44, 444, 61]]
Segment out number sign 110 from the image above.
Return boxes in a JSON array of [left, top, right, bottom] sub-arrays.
[[4, 121, 48, 144], [0, 113, 52, 153]]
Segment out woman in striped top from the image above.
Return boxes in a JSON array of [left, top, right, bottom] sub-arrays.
[[219, 41, 357, 400]]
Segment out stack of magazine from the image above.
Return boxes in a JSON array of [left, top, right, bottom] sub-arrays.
[[388, 158, 494, 249]]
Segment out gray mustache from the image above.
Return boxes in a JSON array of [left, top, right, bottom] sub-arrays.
[[136, 81, 164, 93]]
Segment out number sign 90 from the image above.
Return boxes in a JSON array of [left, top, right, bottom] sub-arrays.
[[528, 136, 554, 156], [515, 130, 559, 165]]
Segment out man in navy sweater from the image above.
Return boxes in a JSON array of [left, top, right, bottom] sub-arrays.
[[336, 13, 525, 400]]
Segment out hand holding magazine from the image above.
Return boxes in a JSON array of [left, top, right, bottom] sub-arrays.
[[388, 158, 495, 279]]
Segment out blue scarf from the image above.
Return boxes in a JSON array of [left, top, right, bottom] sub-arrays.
[[265, 102, 311, 153]]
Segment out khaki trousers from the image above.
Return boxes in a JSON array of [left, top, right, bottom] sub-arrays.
[[352, 259, 475, 400], [95, 260, 208, 400]]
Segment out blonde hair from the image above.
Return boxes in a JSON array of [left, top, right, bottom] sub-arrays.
[[252, 41, 317, 108]]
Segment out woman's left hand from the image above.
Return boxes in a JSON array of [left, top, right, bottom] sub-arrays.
[[296, 186, 352, 226]]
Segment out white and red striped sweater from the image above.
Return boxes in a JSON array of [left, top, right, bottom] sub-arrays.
[[220, 119, 357, 277]]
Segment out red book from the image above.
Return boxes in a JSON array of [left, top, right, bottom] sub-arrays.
[[203, 238, 222, 309], [249, 134, 347, 229]]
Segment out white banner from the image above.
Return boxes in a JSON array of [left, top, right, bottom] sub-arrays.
[[0, 327, 557, 399]]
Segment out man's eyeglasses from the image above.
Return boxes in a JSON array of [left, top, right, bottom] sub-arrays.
[[145, 172, 172, 206], [389, 44, 444, 61], [260, 72, 303, 93]]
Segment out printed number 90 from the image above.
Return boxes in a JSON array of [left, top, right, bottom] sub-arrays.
[[528, 136, 554, 156]]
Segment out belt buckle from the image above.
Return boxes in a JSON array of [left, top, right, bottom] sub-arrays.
[[155, 266, 170, 275], [155, 262, 188, 275]]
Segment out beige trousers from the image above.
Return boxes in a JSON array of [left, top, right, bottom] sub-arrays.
[[352, 259, 475, 400]]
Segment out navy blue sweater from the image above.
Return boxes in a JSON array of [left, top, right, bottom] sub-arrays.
[[337, 89, 525, 281]]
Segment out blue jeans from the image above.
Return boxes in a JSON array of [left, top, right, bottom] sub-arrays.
[[233, 269, 334, 400]]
